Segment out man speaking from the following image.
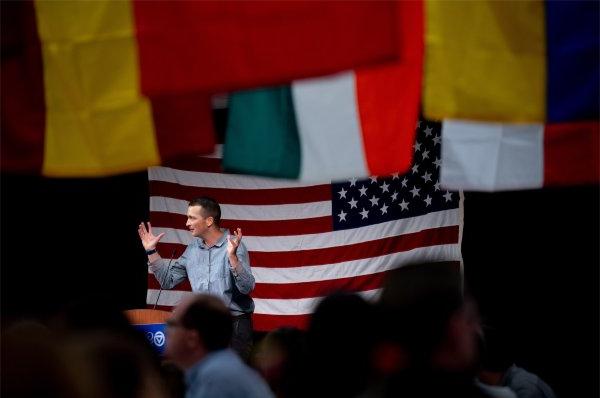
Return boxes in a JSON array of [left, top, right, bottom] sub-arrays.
[[138, 196, 255, 359]]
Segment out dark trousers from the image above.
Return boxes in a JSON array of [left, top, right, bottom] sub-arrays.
[[231, 313, 253, 361]]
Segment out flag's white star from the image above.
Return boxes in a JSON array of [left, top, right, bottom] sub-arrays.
[[380, 181, 390, 193], [399, 199, 409, 211], [338, 187, 347, 199], [391, 173, 399, 180], [348, 197, 358, 209], [410, 186, 420, 198], [390, 191, 398, 202], [433, 135, 441, 146], [422, 171, 432, 183], [433, 157, 442, 168], [424, 195, 432, 207], [380, 204, 389, 214], [416, 120, 422, 129], [434, 181, 441, 191], [369, 195, 380, 207], [401, 177, 409, 188], [369, 176, 378, 184], [411, 164, 419, 174], [359, 185, 368, 197], [413, 141, 422, 152], [349, 177, 357, 187], [421, 149, 430, 160], [337, 210, 347, 222], [424, 126, 433, 136], [443, 191, 453, 202], [360, 208, 369, 219]]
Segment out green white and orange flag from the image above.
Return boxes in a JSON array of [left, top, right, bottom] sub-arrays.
[[2, 0, 399, 177]]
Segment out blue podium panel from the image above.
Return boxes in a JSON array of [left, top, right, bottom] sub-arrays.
[[134, 323, 167, 355]]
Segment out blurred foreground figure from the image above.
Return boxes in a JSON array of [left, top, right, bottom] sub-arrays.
[[252, 327, 308, 398], [478, 326, 557, 398], [369, 262, 500, 398], [2, 317, 167, 398], [165, 294, 273, 398], [305, 292, 380, 398]]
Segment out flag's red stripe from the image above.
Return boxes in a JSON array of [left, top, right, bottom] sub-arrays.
[[252, 272, 386, 299], [161, 157, 223, 173], [253, 313, 311, 332], [544, 121, 600, 186], [150, 212, 333, 236], [150, 92, 215, 162], [149, 270, 381, 299], [149, 180, 332, 205], [147, 274, 191, 291], [147, 305, 307, 334], [152, 225, 458, 268], [250, 225, 459, 268], [1, 0, 46, 173], [148, 304, 174, 313]]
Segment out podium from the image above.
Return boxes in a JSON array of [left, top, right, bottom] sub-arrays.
[[125, 309, 171, 355]]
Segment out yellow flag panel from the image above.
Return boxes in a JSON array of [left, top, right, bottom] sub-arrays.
[[35, 0, 159, 176], [424, 0, 546, 122]]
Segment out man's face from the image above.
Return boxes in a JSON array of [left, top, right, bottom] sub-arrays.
[[186, 205, 212, 238]]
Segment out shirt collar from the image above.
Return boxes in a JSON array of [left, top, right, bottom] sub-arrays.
[[198, 228, 228, 249]]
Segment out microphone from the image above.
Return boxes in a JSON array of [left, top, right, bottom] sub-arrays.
[[153, 247, 178, 310]]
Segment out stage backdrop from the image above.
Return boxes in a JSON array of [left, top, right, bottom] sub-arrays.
[[146, 120, 463, 331]]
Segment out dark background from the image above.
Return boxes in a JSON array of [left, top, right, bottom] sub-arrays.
[[1, 175, 598, 397]]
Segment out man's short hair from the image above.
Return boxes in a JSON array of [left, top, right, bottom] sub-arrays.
[[189, 197, 221, 226], [180, 294, 232, 351]]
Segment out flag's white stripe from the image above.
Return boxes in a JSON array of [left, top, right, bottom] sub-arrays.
[[251, 244, 460, 283], [293, 71, 369, 181], [441, 120, 544, 191], [147, 289, 382, 315], [149, 167, 323, 189], [153, 208, 460, 251], [255, 289, 381, 315], [150, 196, 332, 221], [148, 244, 460, 283]]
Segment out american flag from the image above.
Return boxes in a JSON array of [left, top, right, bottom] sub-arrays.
[[147, 120, 463, 331]]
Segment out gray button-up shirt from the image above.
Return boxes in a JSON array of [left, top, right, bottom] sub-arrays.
[[149, 230, 255, 315], [185, 349, 274, 398]]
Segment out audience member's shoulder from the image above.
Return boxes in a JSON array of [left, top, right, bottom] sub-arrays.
[[505, 365, 557, 398]]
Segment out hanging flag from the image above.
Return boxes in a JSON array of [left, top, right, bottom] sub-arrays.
[[440, 120, 599, 191], [147, 120, 462, 331], [424, 0, 546, 122], [424, 1, 599, 123], [1, 0, 214, 177], [132, 0, 400, 94], [223, 0, 423, 181]]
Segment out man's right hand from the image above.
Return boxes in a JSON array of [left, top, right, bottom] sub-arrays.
[[138, 221, 165, 251]]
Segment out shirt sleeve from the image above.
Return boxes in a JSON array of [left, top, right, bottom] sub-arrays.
[[229, 243, 255, 294], [149, 246, 189, 289]]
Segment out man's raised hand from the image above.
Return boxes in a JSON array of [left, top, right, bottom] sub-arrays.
[[227, 228, 243, 257], [138, 221, 165, 251]]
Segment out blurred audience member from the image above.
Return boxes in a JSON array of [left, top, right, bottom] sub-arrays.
[[252, 327, 308, 398], [369, 262, 495, 397], [2, 320, 70, 398], [59, 332, 168, 398], [478, 326, 557, 398], [165, 293, 273, 398], [305, 292, 380, 397]]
